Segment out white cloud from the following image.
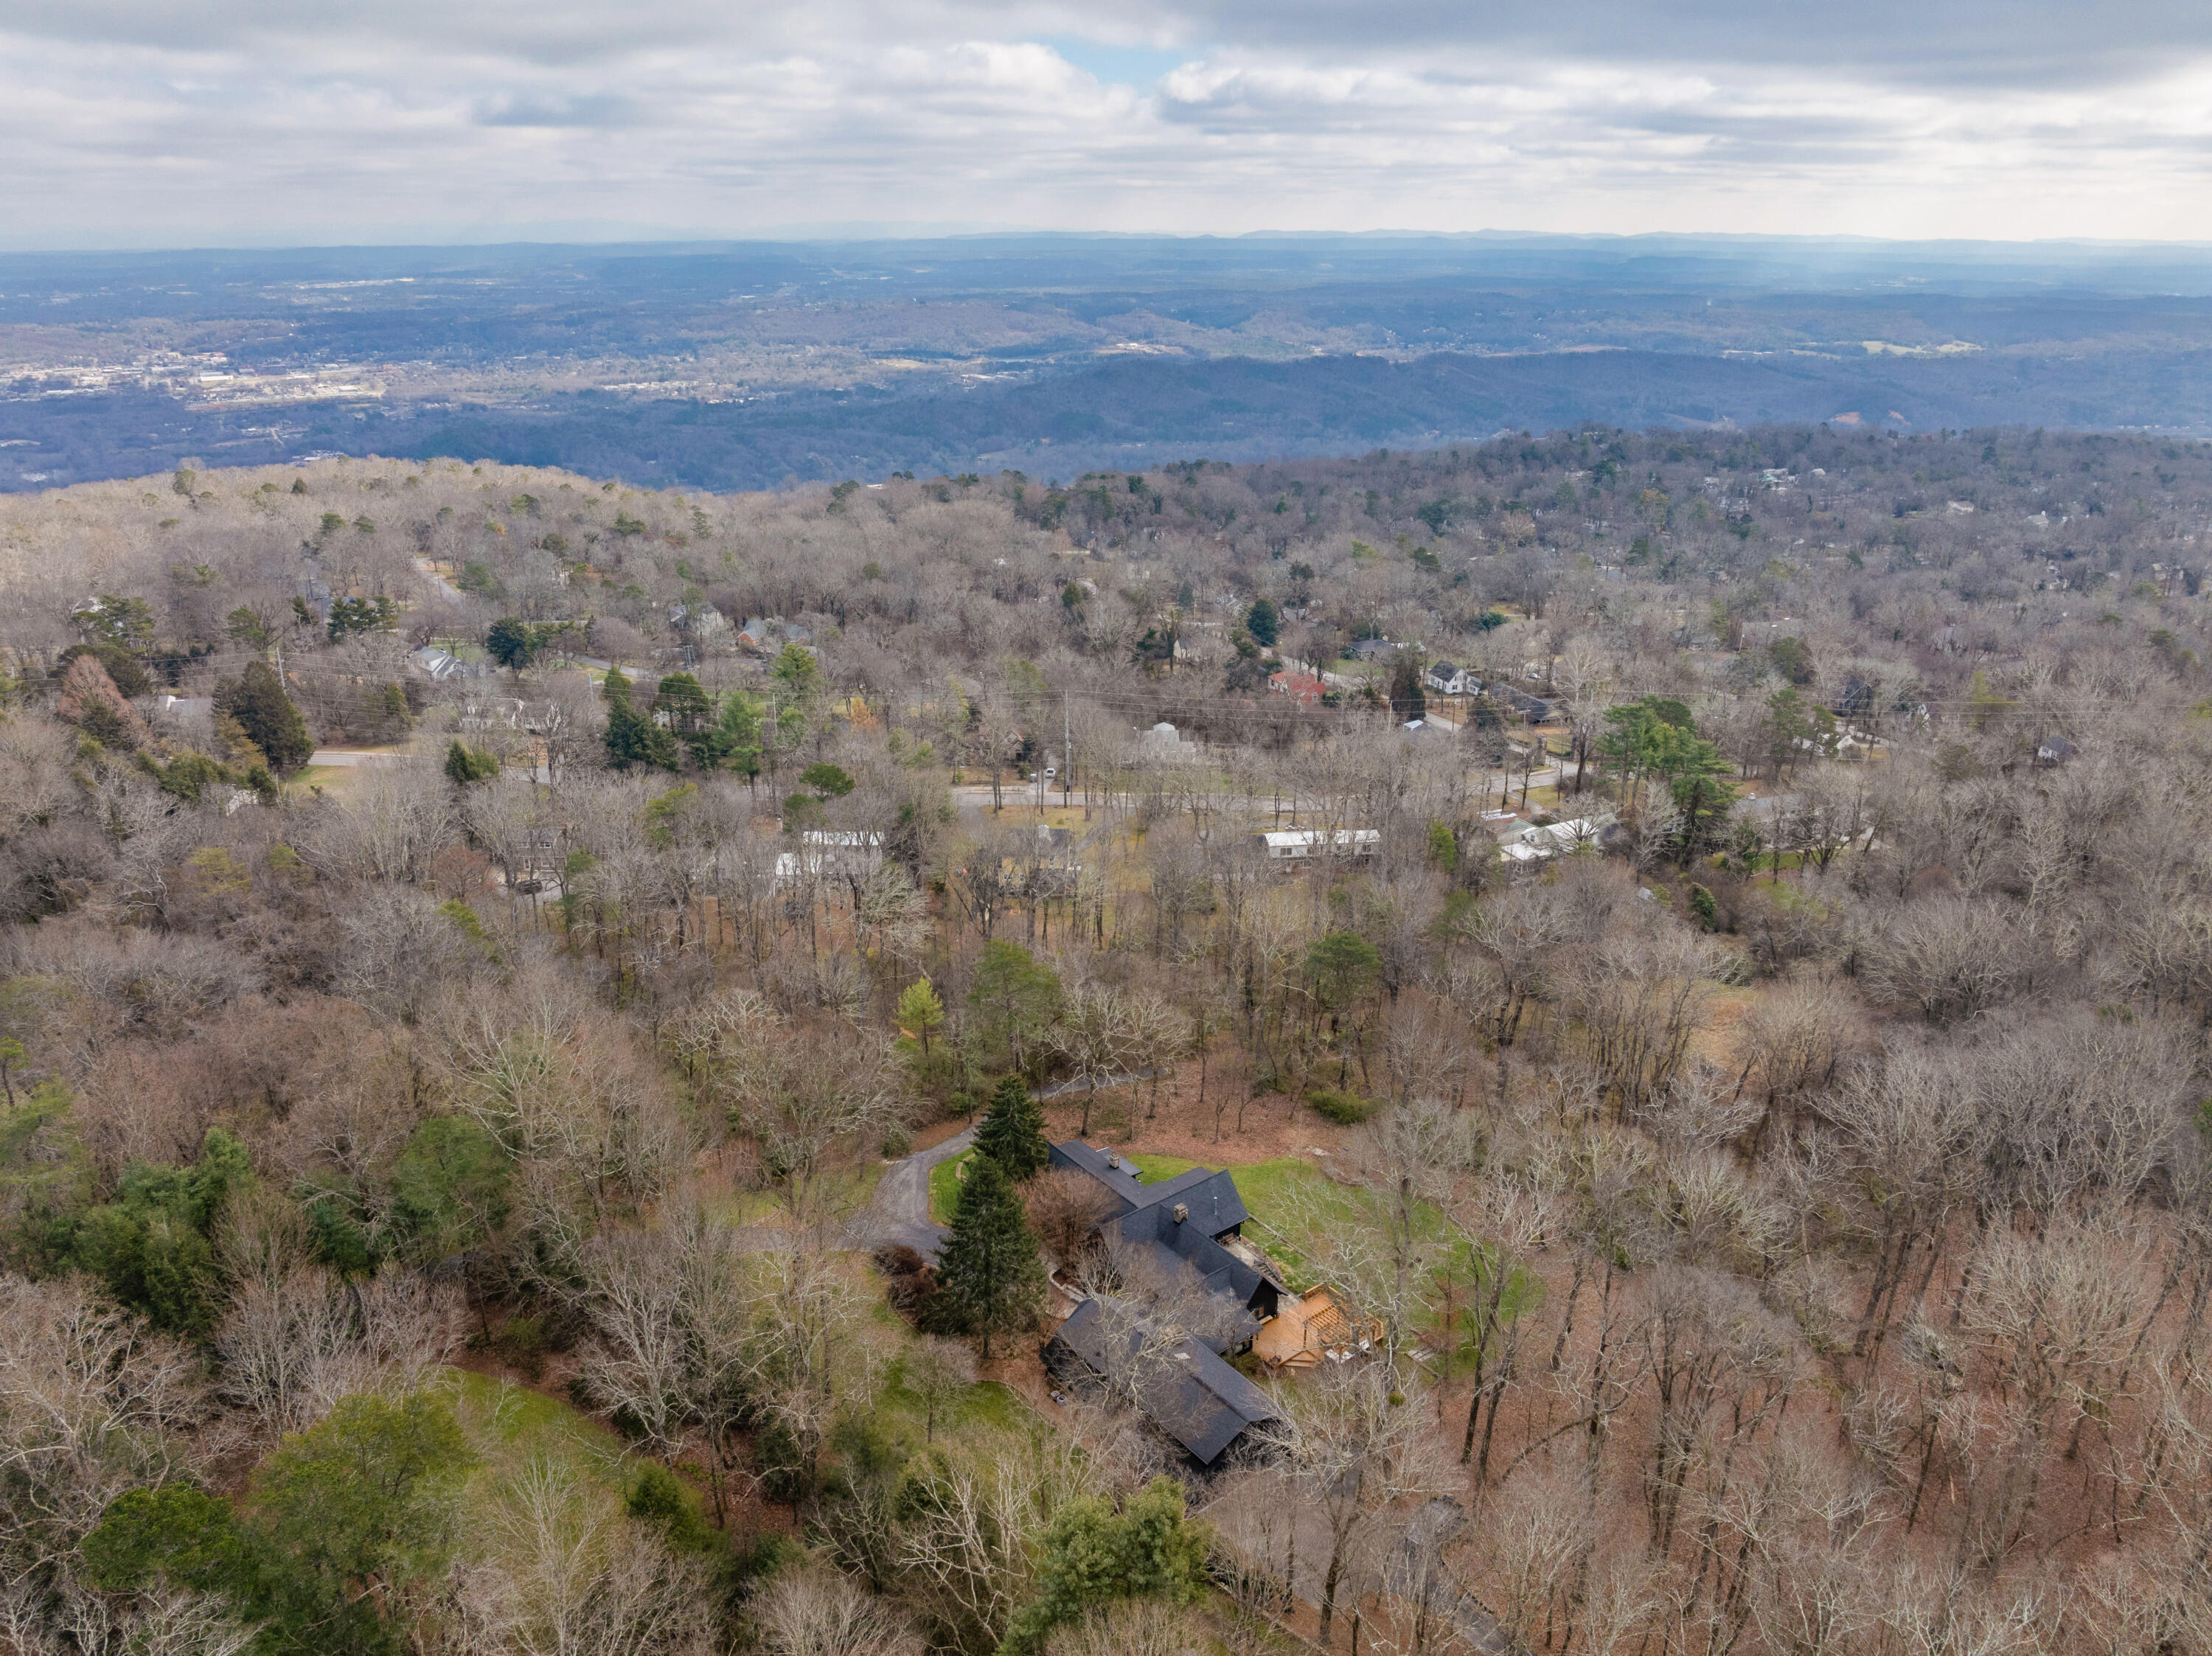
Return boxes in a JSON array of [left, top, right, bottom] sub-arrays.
[[3, 3, 2212, 245]]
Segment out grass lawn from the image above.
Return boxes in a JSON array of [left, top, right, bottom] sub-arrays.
[[856, 1265, 1030, 1445], [1127, 1152, 1319, 1228], [433, 1366, 720, 1550], [439, 1365, 636, 1494], [1122, 1152, 1540, 1340], [728, 1158, 890, 1230], [877, 1350, 1029, 1444], [928, 1149, 978, 1225], [1126, 1153, 1393, 1292], [287, 764, 356, 798]]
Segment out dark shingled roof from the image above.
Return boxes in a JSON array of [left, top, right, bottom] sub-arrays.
[[1127, 1165, 1251, 1235], [1046, 1142, 1285, 1351], [1048, 1140, 1147, 1211], [1046, 1142, 1252, 1234], [1051, 1298, 1280, 1466]]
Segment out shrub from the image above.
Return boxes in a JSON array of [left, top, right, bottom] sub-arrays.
[[485, 1313, 548, 1379], [872, 1242, 940, 1315], [872, 1243, 926, 1276], [1307, 1088, 1375, 1125], [627, 1464, 717, 1554]]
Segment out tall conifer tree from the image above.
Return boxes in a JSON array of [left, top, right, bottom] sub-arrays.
[[601, 667, 678, 771], [935, 1152, 1044, 1357], [216, 660, 311, 770], [974, 1074, 1048, 1180]]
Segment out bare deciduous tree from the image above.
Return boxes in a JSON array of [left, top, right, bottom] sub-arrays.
[[1262, 1362, 1448, 1638], [754, 1565, 918, 1656], [1022, 1169, 1119, 1273], [450, 1454, 720, 1656]]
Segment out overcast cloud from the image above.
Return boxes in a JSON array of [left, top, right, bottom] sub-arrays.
[[3, 0, 2211, 247]]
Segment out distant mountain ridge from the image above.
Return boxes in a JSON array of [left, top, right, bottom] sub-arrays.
[[7, 234, 2212, 492], [12, 345, 2208, 498]]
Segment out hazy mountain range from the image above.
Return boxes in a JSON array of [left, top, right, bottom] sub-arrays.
[[7, 232, 2212, 492]]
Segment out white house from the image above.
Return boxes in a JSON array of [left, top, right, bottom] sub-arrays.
[[1252, 828, 1380, 861], [773, 830, 884, 888], [1499, 814, 1615, 865], [457, 695, 528, 733], [1424, 661, 1473, 696]]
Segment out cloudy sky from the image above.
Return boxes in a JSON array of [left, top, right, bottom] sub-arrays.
[[4, 0, 2211, 248]]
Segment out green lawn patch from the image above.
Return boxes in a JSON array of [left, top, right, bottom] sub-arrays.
[[877, 1354, 1029, 1444], [728, 1159, 891, 1231], [1126, 1152, 1197, 1183], [288, 765, 347, 793], [434, 1367, 717, 1560], [928, 1149, 977, 1225], [1123, 1153, 1361, 1290], [439, 1365, 635, 1494], [1127, 1152, 1343, 1237], [1122, 1150, 1540, 1339]]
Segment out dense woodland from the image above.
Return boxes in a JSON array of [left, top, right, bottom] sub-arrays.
[[1, 422, 2212, 1655]]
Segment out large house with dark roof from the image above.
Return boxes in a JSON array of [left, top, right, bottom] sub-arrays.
[[1050, 1298, 1279, 1467], [1040, 1141, 1290, 1467]]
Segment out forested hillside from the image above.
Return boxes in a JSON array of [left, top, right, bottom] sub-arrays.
[[2, 422, 2212, 1655]]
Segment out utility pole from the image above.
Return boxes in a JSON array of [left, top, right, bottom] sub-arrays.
[[1062, 693, 1072, 807]]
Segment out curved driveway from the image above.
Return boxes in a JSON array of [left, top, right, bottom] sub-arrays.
[[856, 1124, 974, 1258]]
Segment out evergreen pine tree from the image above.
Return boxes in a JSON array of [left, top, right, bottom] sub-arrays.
[[443, 740, 499, 785], [935, 1152, 1044, 1357], [652, 672, 711, 731], [704, 690, 764, 784], [216, 660, 312, 770], [897, 976, 947, 1055], [973, 1074, 1048, 1180], [486, 615, 535, 669], [601, 668, 679, 771]]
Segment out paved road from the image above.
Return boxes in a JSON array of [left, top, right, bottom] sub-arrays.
[[414, 557, 466, 605], [795, 1075, 1155, 1260], [860, 1124, 975, 1258], [307, 748, 412, 768], [730, 1124, 970, 1256]]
